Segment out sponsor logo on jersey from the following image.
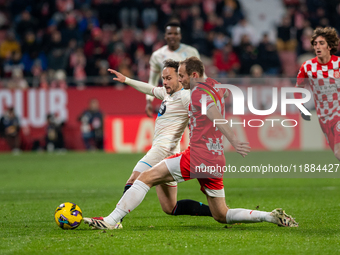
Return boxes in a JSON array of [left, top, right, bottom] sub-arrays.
[[158, 100, 167, 117], [206, 138, 223, 155]]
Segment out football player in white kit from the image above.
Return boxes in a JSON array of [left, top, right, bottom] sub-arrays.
[[145, 21, 203, 117], [107, 60, 212, 228]]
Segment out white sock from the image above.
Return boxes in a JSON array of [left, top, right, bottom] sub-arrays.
[[104, 180, 150, 225], [226, 208, 274, 224]]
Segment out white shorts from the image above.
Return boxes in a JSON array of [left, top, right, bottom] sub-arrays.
[[133, 146, 177, 187], [164, 149, 225, 198]]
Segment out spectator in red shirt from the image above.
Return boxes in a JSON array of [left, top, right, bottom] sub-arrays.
[[84, 28, 106, 59], [213, 43, 240, 77], [107, 44, 129, 71], [84, 28, 106, 76]]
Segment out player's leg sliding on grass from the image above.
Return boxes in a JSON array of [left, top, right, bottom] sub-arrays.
[[123, 165, 212, 217], [124, 164, 209, 217], [84, 159, 298, 230], [85, 57, 298, 230]]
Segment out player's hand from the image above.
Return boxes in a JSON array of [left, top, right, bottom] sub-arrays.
[[107, 69, 126, 83], [145, 100, 153, 118], [300, 104, 311, 121], [233, 141, 251, 158]]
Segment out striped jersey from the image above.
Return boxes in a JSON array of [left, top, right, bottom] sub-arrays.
[[151, 87, 190, 153], [297, 55, 340, 123]]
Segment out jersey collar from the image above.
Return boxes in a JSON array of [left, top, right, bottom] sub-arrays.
[[168, 44, 182, 53]]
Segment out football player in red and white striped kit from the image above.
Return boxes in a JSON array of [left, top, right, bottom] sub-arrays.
[[296, 27, 340, 160]]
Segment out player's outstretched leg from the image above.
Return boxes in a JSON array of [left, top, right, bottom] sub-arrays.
[[84, 162, 175, 230], [118, 163, 150, 225], [84, 170, 144, 230], [207, 196, 298, 227], [84, 179, 150, 230], [225, 207, 298, 227]]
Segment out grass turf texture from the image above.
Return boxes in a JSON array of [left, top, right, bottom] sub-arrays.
[[0, 151, 339, 254]]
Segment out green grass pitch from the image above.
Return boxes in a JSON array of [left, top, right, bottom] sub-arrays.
[[0, 151, 339, 254]]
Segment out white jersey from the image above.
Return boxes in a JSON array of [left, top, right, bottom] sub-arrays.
[[125, 77, 189, 183], [150, 87, 190, 154], [146, 43, 201, 101], [149, 43, 201, 76]]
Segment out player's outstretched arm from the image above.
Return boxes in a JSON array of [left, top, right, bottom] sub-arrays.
[[206, 105, 250, 157], [108, 69, 154, 96]]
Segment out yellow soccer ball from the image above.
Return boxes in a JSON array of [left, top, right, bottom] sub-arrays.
[[54, 202, 83, 229]]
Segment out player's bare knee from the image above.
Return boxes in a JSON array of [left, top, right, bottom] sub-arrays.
[[138, 171, 150, 184], [138, 170, 158, 187], [139, 163, 172, 186]]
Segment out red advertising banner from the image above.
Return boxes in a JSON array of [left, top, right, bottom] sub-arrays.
[[104, 114, 329, 153], [104, 115, 189, 153], [0, 87, 329, 152], [0, 87, 155, 151]]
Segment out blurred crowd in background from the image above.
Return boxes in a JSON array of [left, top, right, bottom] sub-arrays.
[[0, 0, 339, 89]]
